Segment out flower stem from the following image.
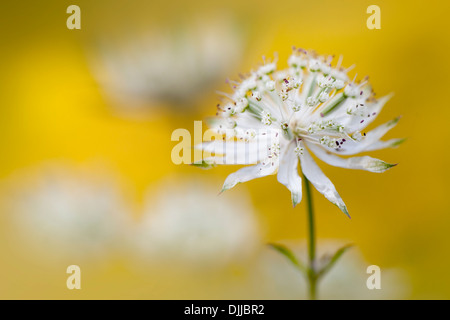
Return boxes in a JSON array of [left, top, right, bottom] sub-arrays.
[[303, 174, 317, 300]]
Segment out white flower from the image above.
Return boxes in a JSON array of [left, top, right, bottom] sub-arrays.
[[3, 165, 131, 261], [131, 177, 261, 269], [200, 48, 403, 216], [90, 17, 242, 110]]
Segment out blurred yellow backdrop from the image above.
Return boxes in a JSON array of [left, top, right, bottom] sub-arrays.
[[0, 0, 449, 299]]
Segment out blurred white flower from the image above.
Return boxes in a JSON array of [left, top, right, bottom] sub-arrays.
[[91, 17, 242, 111], [132, 177, 262, 269], [201, 48, 403, 216], [254, 241, 410, 299], [3, 164, 132, 262]]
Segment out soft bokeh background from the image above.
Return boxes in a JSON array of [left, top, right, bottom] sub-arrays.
[[0, 0, 448, 299]]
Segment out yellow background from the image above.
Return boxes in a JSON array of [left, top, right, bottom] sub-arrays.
[[0, 0, 449, 299]]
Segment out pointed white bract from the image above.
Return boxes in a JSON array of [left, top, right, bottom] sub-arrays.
[[200, 48, 401, 216], [277, 142, 302, 207]]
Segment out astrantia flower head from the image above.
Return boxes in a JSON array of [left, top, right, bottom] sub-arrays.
[[200, 47, 403, 217]]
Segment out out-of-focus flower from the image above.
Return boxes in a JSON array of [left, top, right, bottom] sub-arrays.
[[254, 241, 410, 299], [91, 17, 242, 111], [131, 177, 261, 269], [2, 164, 132, 262], [200, 48, 403, 216]]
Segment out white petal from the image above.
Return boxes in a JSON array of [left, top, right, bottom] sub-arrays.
[[236, 112, 266, 129], [277, 143, 302, 207], [313, 83, 373, 121], [299, 147, 349, 217], [314, 92, 351, 120], [315, 93, 393, 133], [221, 163, 277, 192], [363, 138, 406, 152], [326, 116, 401, 156], [346, 94, 394, 132], [307, 143, 396, 173]]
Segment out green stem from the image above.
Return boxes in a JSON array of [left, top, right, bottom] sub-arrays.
[[303, 174, 317, 300], [308, 276, 317, 301]]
